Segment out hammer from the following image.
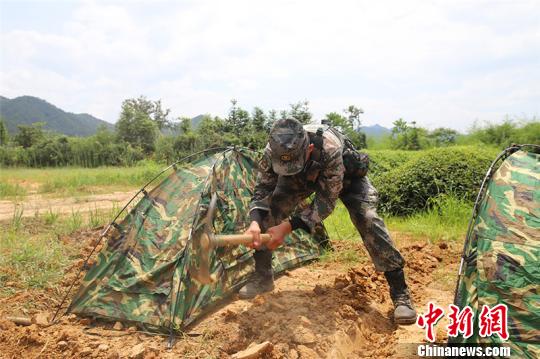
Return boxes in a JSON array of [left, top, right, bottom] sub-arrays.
[[191, 192, 272, 284]]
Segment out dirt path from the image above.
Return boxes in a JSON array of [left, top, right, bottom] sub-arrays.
[[0, 229, 460, 358], [0, 191, 138, 221]]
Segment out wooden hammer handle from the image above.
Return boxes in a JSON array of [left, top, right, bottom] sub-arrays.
[[213, 233, 272, 247]]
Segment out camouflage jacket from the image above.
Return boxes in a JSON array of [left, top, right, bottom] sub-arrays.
[[250, 128, 345, 232]]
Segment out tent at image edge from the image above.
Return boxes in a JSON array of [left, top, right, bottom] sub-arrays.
[[450, 144, 540, 358], [67, 147, 327, 333]]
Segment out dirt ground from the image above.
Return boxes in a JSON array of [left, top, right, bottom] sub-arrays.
[[0, 191, 138, 221], [0, 226, 460, 359]]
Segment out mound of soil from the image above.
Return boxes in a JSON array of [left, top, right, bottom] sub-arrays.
[[0, 232, 460, 358]]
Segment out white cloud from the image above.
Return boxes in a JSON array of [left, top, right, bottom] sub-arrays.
[[0, 0, 538, 131]]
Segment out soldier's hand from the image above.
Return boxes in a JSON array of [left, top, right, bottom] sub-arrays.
[[266, 221, 292, 250], [245, 221, 262, 249]]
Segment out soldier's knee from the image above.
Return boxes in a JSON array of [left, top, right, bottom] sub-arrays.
[[358, 207, 379, 228]]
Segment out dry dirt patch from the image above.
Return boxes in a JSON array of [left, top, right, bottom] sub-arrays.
[[0, 191, 137, 221]]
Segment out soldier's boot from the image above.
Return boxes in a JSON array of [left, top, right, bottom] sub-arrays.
[[384, 268, 417, 325], [239, 249, 275, 299]]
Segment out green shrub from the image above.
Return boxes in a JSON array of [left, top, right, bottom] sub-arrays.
[[375, 146, 498, 215], [365, 149, 421, 177]]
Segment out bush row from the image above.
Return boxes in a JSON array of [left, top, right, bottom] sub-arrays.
[[369, 146, 499, 215]]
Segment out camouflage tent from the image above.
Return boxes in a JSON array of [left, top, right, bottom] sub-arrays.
[[450, 145, 539, 358], [67, 148, 325, 333]]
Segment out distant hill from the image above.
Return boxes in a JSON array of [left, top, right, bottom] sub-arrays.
[[0, 96, 114, 136], [361, 124, 391, 137]]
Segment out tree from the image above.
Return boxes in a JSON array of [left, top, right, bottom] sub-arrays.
[[392, 118, 409, 136], [325, 112, 366, 148], [94, 124, 116, 145], [265, 109, 278, 131], [252, 107, 267, 132], [116, 98, 159, 154], [120, 96, 171, 130], [391, 119, 428, 150], [429, 127, 458, 147], [197, 116, 227, 149], [14, 122, 45, 148], [178, 117, 193, 134], [408, 121, 421, 150], [289, 100, 312, 124], [344, 105, 364, 130], [225, 99, 251, 135], [0, 118, 8, 146], [325, 112, 352, 132]]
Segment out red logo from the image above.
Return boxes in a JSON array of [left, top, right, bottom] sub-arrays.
[[478, 304, 509, 340], [416, 303, 508, 342], [447, 304, 474, 338], [417, 302, 445, 342]]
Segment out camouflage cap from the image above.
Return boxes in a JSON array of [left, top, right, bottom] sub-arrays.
[[269, 118, 309, 175]]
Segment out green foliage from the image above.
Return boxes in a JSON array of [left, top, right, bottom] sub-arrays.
[[288, 100, 312, 124], [178, 117, 192, 134], [365, 149, 420, 178], [344, 105, 363, 129], [0, 118, 8, 146], [115, 96, 170, 154], [0, 126, 144, 167], [390, 119, 429, 150], [252, 107, 267, 132], [387, 120, 465, 150], [324, 111, 367, 149], [2, 95, 532, 171], [226, 99, 251, 135], [466, 118, 540, 148], [374, 146, 498, 215], [429, 127, 458, 147], [14, 122, 45, 148]]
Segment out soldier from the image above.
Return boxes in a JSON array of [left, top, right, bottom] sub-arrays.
[[240, 118, 417, 325]]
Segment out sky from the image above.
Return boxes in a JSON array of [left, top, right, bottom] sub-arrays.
[[1, 0, 539, 132]]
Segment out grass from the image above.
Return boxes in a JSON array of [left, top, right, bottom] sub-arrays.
[[10, 204, 25, 232], [44, 207, 60, 225], [385, 194, 471, 243], [0, 161, 164, 199], [0, 182, 27, 198], [0, 205, 122, 296], [325, 194, 471, 245], [320, 195, 470, 269], [0, 230, 67, 289]]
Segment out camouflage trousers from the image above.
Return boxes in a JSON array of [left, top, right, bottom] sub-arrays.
[[257, 175, 405, 273]]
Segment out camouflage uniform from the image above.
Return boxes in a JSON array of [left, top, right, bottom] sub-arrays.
[[250, 127, 405, 272]]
